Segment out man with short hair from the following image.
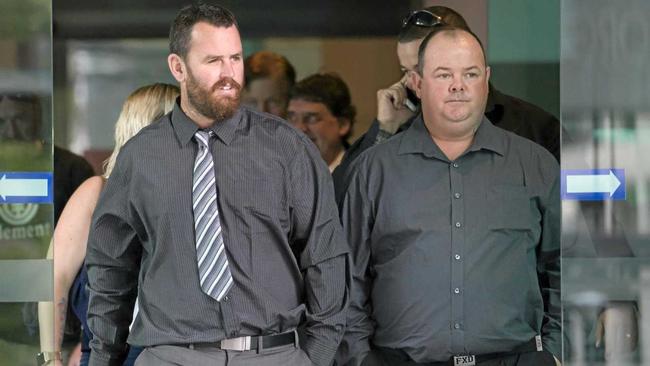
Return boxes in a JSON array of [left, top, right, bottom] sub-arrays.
[[332, 6, 560, 202], [287, 73, 356, 172], [242, 51, 296, 118], [338, 26, 560, 366], [86, 4, 348, 366]]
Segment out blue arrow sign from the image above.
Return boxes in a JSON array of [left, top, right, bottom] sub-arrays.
[[561, 169, 625, 201], [0, 172, 53, 204]]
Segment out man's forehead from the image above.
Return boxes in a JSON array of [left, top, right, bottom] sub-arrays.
[[188, 23, 241, 48], [289, 100, 327, 112], [423, 32, 485, 67]]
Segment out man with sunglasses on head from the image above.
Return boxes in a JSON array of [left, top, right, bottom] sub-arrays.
[[331, 6, 560, 203], [337, 23, 561, 366]]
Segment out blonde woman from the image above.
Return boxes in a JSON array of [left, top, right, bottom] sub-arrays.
[[38, 83, 179, 366]]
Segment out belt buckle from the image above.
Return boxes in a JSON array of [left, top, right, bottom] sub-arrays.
[[453, 355, 476, 366], [220, 336, 252, 351]]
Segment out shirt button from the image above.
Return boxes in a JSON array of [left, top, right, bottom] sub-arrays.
[[455, 222, 461, 228], [454, 193, 461, 199], [452, 163, 459, 168], [454, 254, 461, 260], [454, 323, 461, 329], [222, 295, 230, 302], [454, 288, 460, 294]]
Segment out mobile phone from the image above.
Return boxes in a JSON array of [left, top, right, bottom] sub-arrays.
[[405, 88, 419, 112]]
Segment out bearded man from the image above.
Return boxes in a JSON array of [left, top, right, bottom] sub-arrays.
[[85, 4, 349, 366]]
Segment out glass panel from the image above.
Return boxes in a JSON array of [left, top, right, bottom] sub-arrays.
[[0, 0, 54, 363], [561, 1, 650, 365]]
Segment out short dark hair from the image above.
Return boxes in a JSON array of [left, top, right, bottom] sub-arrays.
[[169, 3, 238, 58], [244, 51, 296, 89], [290, 73, 356, 141], [398, 6, 470, 44], [417, 26, 487, 75]]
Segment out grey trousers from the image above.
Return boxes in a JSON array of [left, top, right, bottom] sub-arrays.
[[134, 343, 313, 366]]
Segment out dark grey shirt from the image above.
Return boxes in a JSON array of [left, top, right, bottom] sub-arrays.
[[86, 102, 349, 366], [337, 116, 560, 365]]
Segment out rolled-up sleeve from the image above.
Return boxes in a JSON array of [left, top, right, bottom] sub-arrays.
[[86, 149, 141, 366], [290, 140, 350, 366]]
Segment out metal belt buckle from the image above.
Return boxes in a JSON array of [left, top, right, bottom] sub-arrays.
[[453, 355, 476, 366], [220, 336, 252, 351]]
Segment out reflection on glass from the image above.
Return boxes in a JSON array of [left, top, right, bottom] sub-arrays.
[[0, 0, 53, 363], [562, 1, 650, 365]]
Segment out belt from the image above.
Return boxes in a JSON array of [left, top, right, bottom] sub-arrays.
[[375, 336, 543, 366], [188, 330, 298, 352], [450, 337, 541, 365]]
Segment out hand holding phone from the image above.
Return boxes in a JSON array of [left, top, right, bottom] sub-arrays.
[[376, 75, 416, 134]]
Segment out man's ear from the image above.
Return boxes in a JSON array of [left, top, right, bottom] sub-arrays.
[[337, 117, 351, 137], [411, 71, 423, 99], [168, 53, 187, 83]]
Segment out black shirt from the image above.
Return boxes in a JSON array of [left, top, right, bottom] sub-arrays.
[[53, 145, 94, 225]]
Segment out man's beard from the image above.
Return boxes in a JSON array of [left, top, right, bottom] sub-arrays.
[[186, 70, 242, 123]]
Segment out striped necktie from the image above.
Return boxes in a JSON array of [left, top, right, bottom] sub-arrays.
[[192, 130, 233, 301]]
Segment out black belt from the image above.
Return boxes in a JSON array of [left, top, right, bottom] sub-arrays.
[[374, 337, 542, 366], [188, 330, 297, 352]]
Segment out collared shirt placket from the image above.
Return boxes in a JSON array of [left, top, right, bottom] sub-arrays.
[[449, 159, 465, 353]]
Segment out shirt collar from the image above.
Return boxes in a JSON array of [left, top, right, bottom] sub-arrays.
[[328, 149, 346, 173], [398, 114, 506, 159], [170, 98, 243, 146]]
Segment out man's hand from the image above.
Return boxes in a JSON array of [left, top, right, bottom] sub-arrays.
[[595, 302, 637, 360], [376, 74, 415, 134]]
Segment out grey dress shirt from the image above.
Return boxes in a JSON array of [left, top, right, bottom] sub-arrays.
[[86, 102, 349, 366], [338, 115, 560, 365]]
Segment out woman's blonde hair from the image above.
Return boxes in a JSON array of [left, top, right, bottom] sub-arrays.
[[103, 83, 179, 178]]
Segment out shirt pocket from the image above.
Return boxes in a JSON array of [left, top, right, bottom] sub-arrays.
[[227, 177, 289, 234], [487, 184, 534, 231]]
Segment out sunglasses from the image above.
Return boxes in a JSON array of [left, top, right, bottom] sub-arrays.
[[402, 10, 444, 28]]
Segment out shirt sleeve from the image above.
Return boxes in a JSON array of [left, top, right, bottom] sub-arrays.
[[536, 153, 562, 359], [289, 138, 350, 366], [335, 158, 375, 366], [85, 148, 141, 366]]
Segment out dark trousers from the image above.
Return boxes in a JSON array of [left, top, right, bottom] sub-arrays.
[[362, 348, 556, 366], [134, 343, 312, 366]]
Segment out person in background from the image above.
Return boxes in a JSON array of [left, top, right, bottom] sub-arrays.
[[287, 73, 356, 172], [38, 83, 180, 366], [242, 50, 296, 118]]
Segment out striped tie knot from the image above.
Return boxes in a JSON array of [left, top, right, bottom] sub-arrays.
[[194, 130, 212, 148]]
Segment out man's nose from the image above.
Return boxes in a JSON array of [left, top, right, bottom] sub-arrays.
[[449, 76, 465, 93], [220, 60, 235, 78]]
